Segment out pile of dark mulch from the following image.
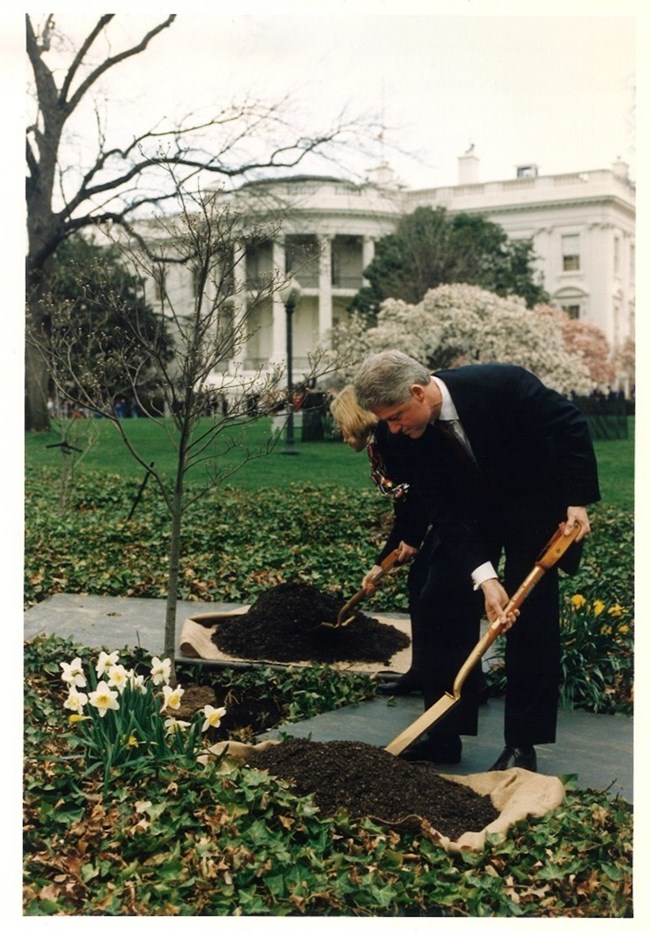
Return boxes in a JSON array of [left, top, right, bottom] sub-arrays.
[[212, 581, 410, 664], [250, 738, 499, 841]]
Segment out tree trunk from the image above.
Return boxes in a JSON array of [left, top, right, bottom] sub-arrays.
[[25, 320, 51, 431], [164, 465, 186, 682]]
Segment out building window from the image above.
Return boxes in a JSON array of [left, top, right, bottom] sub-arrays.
[[516, 164, 538, 178], [561, 304, 581, 320], [561, 234, 580, 271]]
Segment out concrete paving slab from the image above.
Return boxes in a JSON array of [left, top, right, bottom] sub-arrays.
[[24, 592, 243, 656], [24, 594, 633, 803]]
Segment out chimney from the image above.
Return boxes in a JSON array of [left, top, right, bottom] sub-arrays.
[[368, 161, 396, 186], [458, 146, 479, 184], [612, 157, 629, 179]]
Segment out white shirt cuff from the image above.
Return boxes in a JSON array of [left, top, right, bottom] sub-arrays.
[[471, 561, 498, 590]]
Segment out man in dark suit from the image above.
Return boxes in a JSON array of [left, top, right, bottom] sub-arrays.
[[354, 350, 600, 771]]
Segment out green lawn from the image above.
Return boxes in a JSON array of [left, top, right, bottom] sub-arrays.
[[24, 414, 634, 508]]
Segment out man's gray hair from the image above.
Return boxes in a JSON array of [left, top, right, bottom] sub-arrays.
[[354, 351, 431, 410]]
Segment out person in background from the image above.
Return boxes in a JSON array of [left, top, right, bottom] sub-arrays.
[[354, 351, 600, 770]]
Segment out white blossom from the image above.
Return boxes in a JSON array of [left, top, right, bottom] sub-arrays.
[[60, 657, 87, 689], [63, 685, 89, 713], [161, 684, 184, 712], [95, 650, 120, 677], [151, 656, 172, 686], [88, 680, 119, 717], [202, 705, 227, 732]]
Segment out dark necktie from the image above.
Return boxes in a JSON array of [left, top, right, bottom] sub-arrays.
[[435, 418, 480, 476]]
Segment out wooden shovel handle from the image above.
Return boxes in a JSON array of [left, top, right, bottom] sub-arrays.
[[336, 548, 403, 625], [451, 522, 581, 696]]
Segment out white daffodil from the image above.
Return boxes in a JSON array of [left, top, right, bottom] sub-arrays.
[[151, 656, 172, 686], [60, 657, 87, 689], [106, 664, 129, 694], [127, 671, 147, 694], [88, 680, 120, 717], [161, 684, 184, 712], [201, 704, 227, 732], [63, 686, 89, 713], [95, 650, 120, 677], [164, 718, 191, 736]]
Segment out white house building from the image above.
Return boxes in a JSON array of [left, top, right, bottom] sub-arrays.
[[140, 153, 636, 392]]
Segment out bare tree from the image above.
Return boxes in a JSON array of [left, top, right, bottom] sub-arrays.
[[26, 13, 362, 429], [30, 177, 347, 674]]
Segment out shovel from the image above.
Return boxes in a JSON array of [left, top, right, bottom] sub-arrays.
[[385, 523, 581, 756], [321, 548, 403, 629]]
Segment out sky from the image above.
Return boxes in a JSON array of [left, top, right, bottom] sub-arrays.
[[22, 1, 638, 192]]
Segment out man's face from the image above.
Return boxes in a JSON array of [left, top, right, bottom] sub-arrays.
[[372, 385, 433, 439]]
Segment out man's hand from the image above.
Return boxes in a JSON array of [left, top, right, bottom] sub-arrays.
[[564, 506, 591, 541], [479, 577, 519, 632]]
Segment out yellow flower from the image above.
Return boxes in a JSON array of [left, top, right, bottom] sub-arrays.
[[593, 600, 606, 616], [570, 594, 587, 609], [125, 733, 139, 749], [68, 713, 88, 724], [88, 680, 120, 717], [202, 705, 227, 732], [107, 664, 130, 694], [619, 624, 630, 635], [608, 603, 625, 617], [161, 684, 184, 712]]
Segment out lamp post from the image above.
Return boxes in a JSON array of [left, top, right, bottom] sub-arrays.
[[280, 276, 302, 455]]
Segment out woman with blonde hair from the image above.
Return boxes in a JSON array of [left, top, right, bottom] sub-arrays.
[[330, 385, 427, 695]]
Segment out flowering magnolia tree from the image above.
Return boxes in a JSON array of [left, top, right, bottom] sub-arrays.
[[336, 283, 594, 396], [613, 335, 636, 394], [60, 650, 226, 787], [535, 305, 616, 389]]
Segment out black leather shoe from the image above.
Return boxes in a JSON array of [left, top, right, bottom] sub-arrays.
[[400, 734, 462, 764], [489, 745, 537, 772], [377, 674, 422, 696]]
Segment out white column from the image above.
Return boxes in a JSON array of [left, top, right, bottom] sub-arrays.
[[229, 242, 247, 371], [270, 239, 287, 365], [362, 235, 375, 284], [318, 234, 333, 342]]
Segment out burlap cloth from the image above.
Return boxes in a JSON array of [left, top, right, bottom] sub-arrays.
[[179, 608, 412, 675], [199, 739, 566, 855]]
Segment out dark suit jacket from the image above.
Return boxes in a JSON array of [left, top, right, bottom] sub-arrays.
[[404, 364, 601, 577]]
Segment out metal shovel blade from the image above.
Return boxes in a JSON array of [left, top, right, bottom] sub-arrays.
[[320, 548, 403, 629], [385, 693, 458, 756]]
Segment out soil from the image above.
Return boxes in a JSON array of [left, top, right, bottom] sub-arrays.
[[250, 738, 499, 840], [211, 581, 410, 664], [167, 684, 283, 743], [202, 583, 497, 840]]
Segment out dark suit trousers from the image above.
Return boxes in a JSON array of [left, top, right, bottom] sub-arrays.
[[409, 532, 484, 737], [494, 533, 562, 746], [411, 522, 562, 746]]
